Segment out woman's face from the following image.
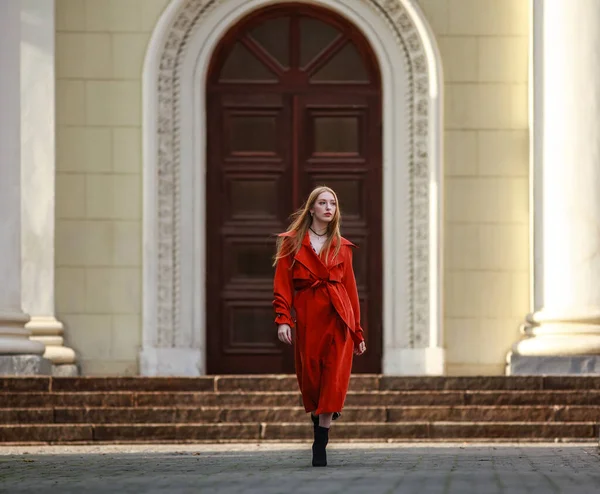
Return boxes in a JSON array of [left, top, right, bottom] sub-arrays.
[[311, 191, 337, 224]]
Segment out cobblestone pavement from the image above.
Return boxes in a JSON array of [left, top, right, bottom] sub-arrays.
[[1, 442, 600, 493]]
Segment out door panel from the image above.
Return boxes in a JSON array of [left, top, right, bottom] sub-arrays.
[[207, 4, 382, 374], [227, 114, 280, 154], [225, 302, 277, 349], [227, 177, 281, 220], [313, 116, 360, 154], [299, 94, 381, 373], [207, 93, 294, 374]]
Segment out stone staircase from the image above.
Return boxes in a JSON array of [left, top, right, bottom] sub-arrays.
[[1, 375, 599, 444]]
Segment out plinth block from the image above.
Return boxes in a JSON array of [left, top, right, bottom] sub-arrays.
[[508, 354, 600, 375], [51, 364, 79, 377], [0, 355, 52, 375]]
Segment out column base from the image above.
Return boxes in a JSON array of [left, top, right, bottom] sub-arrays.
[[508, 311, 600, 374], [383, 347, 445, 375], [27, 316, 77, 365], [0, 310, 45, 355], [510, 311, 600, 357], [0, 354, 51, 375], [512, 333, 600, 356], [507, 352, 600, 375], [30, 336, 77, 365]]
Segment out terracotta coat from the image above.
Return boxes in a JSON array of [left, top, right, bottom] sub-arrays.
[[273, 232, 364, 415]]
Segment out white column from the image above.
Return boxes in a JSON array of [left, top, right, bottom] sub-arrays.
[[0, 0, 46, 360], [511, 0, 600, 362], [20, 0, 77, 371]]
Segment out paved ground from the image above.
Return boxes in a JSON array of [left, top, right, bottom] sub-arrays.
[[1, 442, 599, 493]]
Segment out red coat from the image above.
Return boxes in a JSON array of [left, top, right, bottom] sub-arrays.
[[273, 231, 364, 415]]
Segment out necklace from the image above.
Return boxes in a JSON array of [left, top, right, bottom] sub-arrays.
[[309, 227, 327, 237]]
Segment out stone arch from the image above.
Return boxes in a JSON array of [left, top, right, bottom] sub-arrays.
[[141, 0, 444, 376]]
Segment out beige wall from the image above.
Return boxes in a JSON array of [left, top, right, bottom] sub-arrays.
[[54, 0, 530, 375], [418, 0, 530, 374], [55, 0, 171, 375]]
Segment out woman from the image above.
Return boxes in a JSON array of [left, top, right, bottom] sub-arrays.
[[272, 186, 366, 467]]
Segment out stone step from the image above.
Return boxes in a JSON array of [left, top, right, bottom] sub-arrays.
[[3, 376, 599, 444], [5, 375, 600, 393], [261, 422, 599, 441], [2, 405, 600, 424], [0, 422, 596, 443], [3, 390, 600, 408]]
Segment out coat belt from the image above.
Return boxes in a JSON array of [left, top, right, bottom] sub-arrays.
[[296, 278, 360, 344]]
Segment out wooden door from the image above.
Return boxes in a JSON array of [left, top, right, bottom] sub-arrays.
[[206, 4, 382, 374]]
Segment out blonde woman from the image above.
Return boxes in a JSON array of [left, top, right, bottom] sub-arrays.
[[273, 186, 366, 467]]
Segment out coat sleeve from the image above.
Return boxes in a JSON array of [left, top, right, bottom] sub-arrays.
[[343, 247, 364, 343], [273, 251, 295, 328]]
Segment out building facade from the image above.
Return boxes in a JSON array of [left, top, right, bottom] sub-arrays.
[[0, 0, 594, 377]]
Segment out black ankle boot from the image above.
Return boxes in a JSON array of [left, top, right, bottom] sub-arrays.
[[312, 425, 329, 467]]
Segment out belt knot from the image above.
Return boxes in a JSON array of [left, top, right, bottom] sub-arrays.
[[309, 276, 339, 289], [310, 279, 326, 288]]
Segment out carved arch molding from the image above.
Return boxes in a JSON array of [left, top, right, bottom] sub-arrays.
[[142, 0, 443, 375]]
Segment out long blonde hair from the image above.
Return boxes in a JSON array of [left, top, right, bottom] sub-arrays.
[[273, 186, 342, 265]]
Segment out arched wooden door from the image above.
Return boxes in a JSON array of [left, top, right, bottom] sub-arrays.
[[206, 4, 382, 375]]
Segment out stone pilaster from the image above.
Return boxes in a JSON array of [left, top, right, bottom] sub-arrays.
[[0, 0, 49, 374], [509, 0, 600, 374], [20, 0, 77, 376]]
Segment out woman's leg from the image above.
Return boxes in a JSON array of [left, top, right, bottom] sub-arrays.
[[318, 413, 333, 428]]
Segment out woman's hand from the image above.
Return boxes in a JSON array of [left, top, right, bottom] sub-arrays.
[[354, 341, 366, 356], [277, 324, 293, 345]]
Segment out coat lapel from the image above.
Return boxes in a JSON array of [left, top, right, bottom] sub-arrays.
[[325, 237, 355, 268], [294, 233, 329, 278], [278, 231, 355, 277]]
